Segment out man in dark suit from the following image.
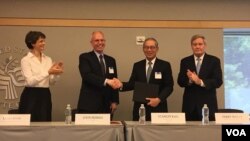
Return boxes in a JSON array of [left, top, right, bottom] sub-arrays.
[[77, 31, 119, 117], [177, 34, 223, 121], [116, 38, 174, 121]]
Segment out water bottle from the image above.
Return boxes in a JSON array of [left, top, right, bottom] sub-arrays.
[[202, 104, 209, 125], [65, 104, 72, 124], [139, 104, 146, 125]]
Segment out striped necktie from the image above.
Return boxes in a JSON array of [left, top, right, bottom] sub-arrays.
[[146, 61, 152, 83], [99, 55, 105, 75], [196, 57, 201, 74]]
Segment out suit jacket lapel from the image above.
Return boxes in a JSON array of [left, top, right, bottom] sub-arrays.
[[140, 60, 147, 82], [148, 58, 158, 83], [198, 53, 207, 76], [190, 56, 197, 74], [90, 51, 105, 76]]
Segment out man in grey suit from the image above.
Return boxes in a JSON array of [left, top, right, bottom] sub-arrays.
[[177, 34, 223, 121], [77, 31, 119, 117], [115, 38, 174, 121]]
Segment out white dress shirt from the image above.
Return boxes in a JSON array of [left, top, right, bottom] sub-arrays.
[[194, 54, 204, 68], [94, 51, 109, 86], [193, 54, 205, 87], [21, 52, 59, 88], [146, 57, 156, 74]]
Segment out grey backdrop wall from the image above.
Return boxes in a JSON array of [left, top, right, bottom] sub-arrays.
[[1, 0, 250, 20], [1, 0, 249, 121]]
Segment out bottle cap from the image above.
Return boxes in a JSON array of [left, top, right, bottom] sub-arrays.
[[203, 104, 207, 108], [140, 104, 144, 107]]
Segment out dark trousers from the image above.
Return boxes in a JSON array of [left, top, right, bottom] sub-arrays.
[[19, 87, 52, 121]]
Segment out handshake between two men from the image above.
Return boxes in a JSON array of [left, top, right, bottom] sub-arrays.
[[107, 78, 123, 89], [107, 78, 161, 107]]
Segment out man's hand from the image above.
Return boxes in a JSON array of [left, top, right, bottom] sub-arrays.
[[110, 102, 117, 114], [107, 78, 122, 89], [186, 69, 202, 85], [146, 97, 161, 107]]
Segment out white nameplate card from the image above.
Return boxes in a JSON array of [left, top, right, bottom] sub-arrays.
[[151, 113, 186, 124], [215, 113, 249, 124], [75, 114, 110, 125], [0, 114, 30, 126]]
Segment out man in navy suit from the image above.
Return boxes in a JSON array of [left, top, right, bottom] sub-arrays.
[[177, 34, 223, 121], [77, 31, 119, 117], [116, 38, 174, 121]]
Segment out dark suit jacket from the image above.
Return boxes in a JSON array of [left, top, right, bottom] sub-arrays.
[[177, 53, 223, 121], [122, 58, 174, 121], [77, 51, 119, 113]]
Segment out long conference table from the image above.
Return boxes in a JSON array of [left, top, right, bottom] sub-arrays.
[[0, 121, 224, 141], [125, 121, 221, 141], [0, 122, 125, 141]]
